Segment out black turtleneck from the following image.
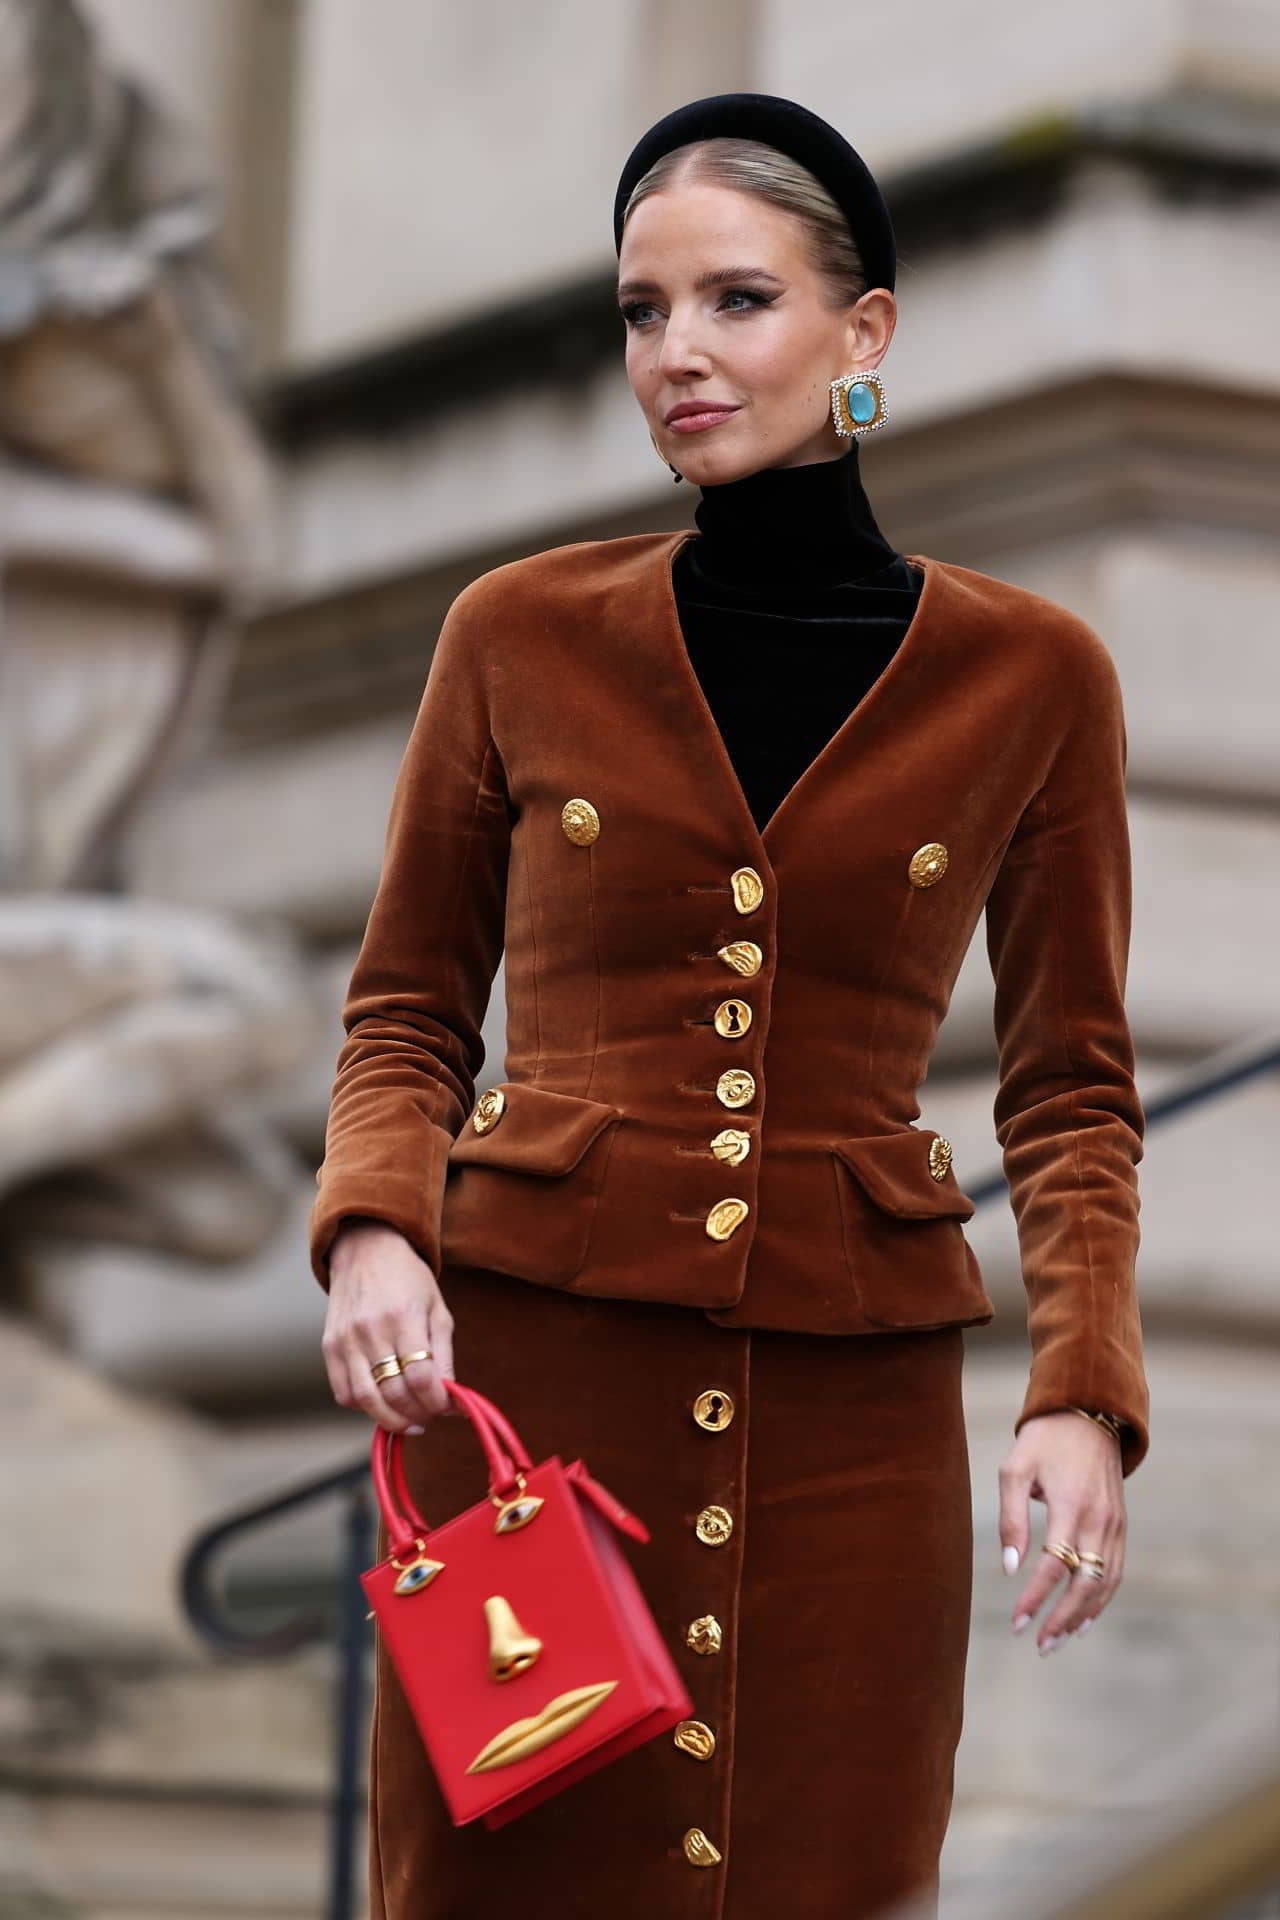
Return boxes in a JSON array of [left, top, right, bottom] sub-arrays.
[[670, 441, 923, 835]]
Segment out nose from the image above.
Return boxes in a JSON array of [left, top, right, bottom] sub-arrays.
[[484, 1594, 543, 1680], [655, 302, 712, 380]]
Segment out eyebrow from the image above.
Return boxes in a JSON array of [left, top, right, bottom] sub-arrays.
[[615, 265, 784, 301]]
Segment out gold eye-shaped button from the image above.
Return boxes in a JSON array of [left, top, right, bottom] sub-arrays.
[[686, 1614, 723, 1655], [717, 940, 763, 976], [683, 1827, 723, 1867], [692, 1389, 735, 1432], [908, 842, 949, 887], [712, 997, 752, 1039], [928, 1135, 954, 1180], [715, 1069, 756, 1109], [730, 867, 764, 914], [710, 1128, 751, 1166], [695, 1505, 734, 1547], [471, 1088, 506, 1133], [673, 1719, 717, 1761], [706, 1198, 749, 1241], [561, 798, 600, 845]]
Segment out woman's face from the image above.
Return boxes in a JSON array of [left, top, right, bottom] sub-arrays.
[[618, 176, 896, 484]]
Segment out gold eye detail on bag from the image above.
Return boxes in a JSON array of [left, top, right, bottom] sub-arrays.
[[908, 842, 949, 887], [561, 798, 601, 845], [390, 1543, 447, 1596]]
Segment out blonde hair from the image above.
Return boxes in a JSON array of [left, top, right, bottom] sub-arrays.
[[619, 136, 866, 308]]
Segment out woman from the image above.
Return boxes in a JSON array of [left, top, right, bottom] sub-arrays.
[[311, 92, 1149, 1919]]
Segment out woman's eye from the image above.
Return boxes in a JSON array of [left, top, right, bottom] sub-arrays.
[[619, 287, 773, 329]]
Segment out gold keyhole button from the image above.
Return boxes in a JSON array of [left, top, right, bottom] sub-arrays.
[[692, 1388, 735, 1432], [686, 1614, 723, 1655], [713, 998, 752, 1039], [695, 1504, 734, 1547], [715, 1069, 755, 1109], [730, 867, 764, 914], [673, 1719, 717, 1762]]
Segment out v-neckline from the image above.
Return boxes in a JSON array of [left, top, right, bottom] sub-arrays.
[[655, 528, 942, 863]]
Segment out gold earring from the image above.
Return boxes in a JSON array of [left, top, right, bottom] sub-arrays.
[[830, 368, 889, 440], [649, 429, 685, 483]]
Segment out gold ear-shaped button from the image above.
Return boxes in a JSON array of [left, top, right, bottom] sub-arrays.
[[908, 842, 949, 887], [928, 1135, 954, 1180]]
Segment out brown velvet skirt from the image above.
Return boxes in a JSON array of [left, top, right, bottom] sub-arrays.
[[368, 1264, 975, 1920]]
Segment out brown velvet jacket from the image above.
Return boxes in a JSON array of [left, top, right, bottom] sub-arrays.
[[309, 529, 1150, 1474]]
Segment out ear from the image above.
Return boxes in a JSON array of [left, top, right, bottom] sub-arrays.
[[844, 287, 897, 368]]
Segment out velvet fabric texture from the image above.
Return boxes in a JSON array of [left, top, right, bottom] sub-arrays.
[[367, 1264, 973, 1920], [309, 528, 1150, 1476]]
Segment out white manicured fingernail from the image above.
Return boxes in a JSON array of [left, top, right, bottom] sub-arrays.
[[1040, 1634, 1064, 1656], [1078, 1617, 1095, 1635], [406, 1424, 425, 1435], [1012, 1613, 1032, 1634], [1003, 1546, 1021, 1575]]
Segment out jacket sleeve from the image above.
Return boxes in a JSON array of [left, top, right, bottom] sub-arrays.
[[983, 631, 1149, 1477], [308, 578, 512, 1291]]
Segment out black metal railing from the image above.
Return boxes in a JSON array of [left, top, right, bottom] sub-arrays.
[[178, 1026, 1280, 1920]]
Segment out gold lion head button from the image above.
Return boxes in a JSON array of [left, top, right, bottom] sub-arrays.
[[694, 1504, 734, 1547], [471, 1088, 506, 1133], [683, 1827, 723, 1867], [686, 1614, 723, 1655], [928, 1135, 954, 1181], [908, 842, 949, 887], [715, 1069, 756, 1109], [705, 1198, 749, 1241], [710, 1127, 751, 1166], [692, 1388, 735, 1432], [717, 940, 763, 977], [730, 866, 764, 914], [673, 1719, 717, 1762], [560, 798, 600, 845], [712, 997, 752, 1040]]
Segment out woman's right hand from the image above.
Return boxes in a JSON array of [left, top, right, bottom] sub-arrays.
[[322, 1218, 459, 1432]]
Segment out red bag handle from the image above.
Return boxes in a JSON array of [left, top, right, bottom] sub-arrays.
[[370, 1379, 530, 1556]]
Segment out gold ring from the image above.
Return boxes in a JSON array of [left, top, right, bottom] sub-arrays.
[[1076, 1551, 1106, 1567], [1079, 1565, 1106, 1581], [371, 1357, 403, 1385], [1043, 1540, 1080, 1570], [398, 1349, 433, 1366]]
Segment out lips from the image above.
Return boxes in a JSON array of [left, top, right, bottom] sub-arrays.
[[665, 402, 738, 426], [464, 1679, 619, 1773]]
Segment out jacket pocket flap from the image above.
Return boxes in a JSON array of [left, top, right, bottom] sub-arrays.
[[449, 1084, 622, 1176], [832, 1131, 975, 1219]]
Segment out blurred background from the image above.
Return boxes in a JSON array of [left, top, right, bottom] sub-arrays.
[[1, 2, 1277, 1916]]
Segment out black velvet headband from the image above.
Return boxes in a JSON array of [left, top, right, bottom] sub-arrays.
[[612, 91, 895, 294]]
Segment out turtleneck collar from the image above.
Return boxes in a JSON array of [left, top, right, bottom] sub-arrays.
[[688, 441, 900, 592]]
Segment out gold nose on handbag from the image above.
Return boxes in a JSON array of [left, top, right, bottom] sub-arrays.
[[484, 1595, 543, 1681]]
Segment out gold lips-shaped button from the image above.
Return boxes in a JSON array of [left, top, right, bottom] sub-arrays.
[[465, 1681, 619, 1773]]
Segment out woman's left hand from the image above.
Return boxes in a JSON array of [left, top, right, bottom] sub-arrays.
[[997, 1410, 1126, 1654]]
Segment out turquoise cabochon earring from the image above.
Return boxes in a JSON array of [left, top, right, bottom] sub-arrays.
[[830, 367, 888, 439]]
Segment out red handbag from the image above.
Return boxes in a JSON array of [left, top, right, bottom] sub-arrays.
[[362, 1378, 693, 1830]]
